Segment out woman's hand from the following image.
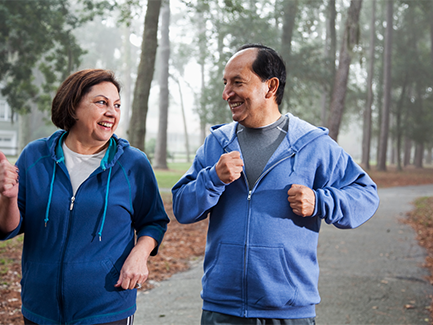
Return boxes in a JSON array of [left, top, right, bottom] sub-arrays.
[[0, 151, 20, 234], [115, 236, 157, 290]]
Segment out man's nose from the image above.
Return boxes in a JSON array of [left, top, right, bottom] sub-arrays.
[[222, 85, 233, 101]]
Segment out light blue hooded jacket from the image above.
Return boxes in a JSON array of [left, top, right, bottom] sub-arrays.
[[1, 130, 170, 325], [172, 113, 379, 319]]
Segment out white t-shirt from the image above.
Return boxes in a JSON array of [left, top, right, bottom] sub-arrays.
[[62, 142, 107, 195]]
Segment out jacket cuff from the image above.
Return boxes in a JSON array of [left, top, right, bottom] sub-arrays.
[[209, 165, 227, 188], [311, 189, 319, 217]]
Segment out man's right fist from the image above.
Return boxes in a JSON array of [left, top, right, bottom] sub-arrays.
[[215, 151, 244, 184]]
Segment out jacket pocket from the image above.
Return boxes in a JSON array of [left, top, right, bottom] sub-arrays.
[[247, 246, 297, 309], [201, 242, 244, 305], [21, 261, 60, 322]]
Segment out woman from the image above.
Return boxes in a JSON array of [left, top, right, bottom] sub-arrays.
[[0, 69, 170, 325]]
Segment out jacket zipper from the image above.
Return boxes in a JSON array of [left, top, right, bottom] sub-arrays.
[[58, 196, 75, 323], [242, 152, 295, 317], [70, 196, 75, 210]]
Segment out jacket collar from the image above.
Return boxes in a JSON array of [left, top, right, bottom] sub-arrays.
[[47, 130, 128, 170], [210, 113, 328, 154]]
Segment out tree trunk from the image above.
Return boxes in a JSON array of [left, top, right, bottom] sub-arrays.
[[327, 0, 363, 141], [361, 0, 376, 170], [175, 78, 190, 163], [414, 143, 424, 169], [430, 1, 433, 66], [404, 137, 411, 167], [395, 75, 407, 171], [128, 0, 162, 152], [320, 0, 337, 126], [280, 0, 299, 112], [426, 146, 432, 165], [198, 9, 207, 145], [154, 0, 170, 169], [377, 0, 393, 171], [119, 25, 132, 139]]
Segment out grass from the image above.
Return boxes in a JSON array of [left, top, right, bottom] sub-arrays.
[[153, 162, 191, 190]]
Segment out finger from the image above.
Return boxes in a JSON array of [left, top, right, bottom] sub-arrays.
[[227, 151, 241, 159], [227, 151, 244, 165], [288, 184, 303, 193]]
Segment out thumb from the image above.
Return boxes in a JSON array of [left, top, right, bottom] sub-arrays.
[[114, 276, 122, 288], [0, 151, 6, 162]]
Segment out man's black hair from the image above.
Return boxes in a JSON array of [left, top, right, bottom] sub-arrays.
[[236, 44, 286, 106]]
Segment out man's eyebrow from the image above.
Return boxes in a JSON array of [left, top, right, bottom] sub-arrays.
[[223, 75, 244, 81]]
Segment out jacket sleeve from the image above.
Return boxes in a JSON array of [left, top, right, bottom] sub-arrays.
[[172, 144, 227, 224], [313, 148, 380, 229], [131, 151, 170, 255]]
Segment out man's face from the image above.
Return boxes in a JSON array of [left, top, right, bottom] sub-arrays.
[[222, 49, 270, 128]]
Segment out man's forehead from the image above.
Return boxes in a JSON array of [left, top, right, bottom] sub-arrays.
[[228, 48, 258, 64], [224, 48, 258, 78]]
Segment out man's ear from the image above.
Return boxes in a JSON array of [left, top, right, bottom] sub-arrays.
[[265, 78, 279, 99]]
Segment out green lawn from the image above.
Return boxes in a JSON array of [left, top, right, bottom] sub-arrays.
[[153, 162, 191, 190]]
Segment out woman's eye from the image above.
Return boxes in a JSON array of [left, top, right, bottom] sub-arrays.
[[114, 104, 121, 109], [96, 100, 106, 105]]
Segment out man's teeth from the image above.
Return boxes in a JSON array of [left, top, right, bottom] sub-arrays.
[[230, 103, 242, 108]]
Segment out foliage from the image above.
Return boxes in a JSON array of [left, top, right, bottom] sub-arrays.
[[0, 0, 116, 116]]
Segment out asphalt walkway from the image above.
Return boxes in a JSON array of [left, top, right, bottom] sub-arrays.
[[135, 185, 433, 324]]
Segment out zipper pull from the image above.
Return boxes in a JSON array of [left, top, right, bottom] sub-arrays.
[[247, 190, 252, 200], [70, 196, 75, 210]]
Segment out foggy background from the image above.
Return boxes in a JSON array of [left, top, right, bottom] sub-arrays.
[[1, 0, 432, 171]]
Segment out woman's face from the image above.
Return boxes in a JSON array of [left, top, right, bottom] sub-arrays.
[[68, 82, 120, 153]]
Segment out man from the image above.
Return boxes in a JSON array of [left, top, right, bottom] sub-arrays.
[[172, 44, 379, 325]]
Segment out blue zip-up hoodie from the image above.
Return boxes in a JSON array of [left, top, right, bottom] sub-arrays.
[[172, 113, 379, 319], [1, 130, 170, 325]]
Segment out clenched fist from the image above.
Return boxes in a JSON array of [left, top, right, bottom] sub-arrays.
[[287, 184, 315, 217], [0, 151, 19, 198], [215, 151, 244, 184]]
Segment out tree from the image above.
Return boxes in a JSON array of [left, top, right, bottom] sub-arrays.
[[361, 0, 376, 170], [128, 0, 162, 152], [154, 0, 170, 169], [0, 0, 86, 115], [376, 0, 393, 171], [327, 0, 363, 141], [280, 0, 299, 112], [320, 0, 336, 126]]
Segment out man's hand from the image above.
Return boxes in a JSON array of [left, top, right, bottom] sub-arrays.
[[215, 151, 244, 184], [0, 151, 19, 198], [287, 184, 315, 217]]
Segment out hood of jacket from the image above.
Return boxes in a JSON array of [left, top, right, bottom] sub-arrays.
[[46, 129, 130, 169], [209, 113, 329, 162]]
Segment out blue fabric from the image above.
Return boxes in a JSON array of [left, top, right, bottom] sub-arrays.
[[172, 113, 379, 319], [2, 130, 169, 325]]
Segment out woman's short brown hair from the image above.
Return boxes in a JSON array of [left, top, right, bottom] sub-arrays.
[[51, 69, 121, 131]]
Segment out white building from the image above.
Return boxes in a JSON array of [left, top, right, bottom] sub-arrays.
[[0, 93, 19, 156]]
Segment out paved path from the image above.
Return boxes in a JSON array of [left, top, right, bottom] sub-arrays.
[[136, 185, 433, 324]]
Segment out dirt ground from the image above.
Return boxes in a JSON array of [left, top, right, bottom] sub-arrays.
[[1, 166, 433, 325]]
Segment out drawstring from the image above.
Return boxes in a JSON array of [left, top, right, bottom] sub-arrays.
[[292, 153, 297, 173], [45, 162, 57, 226], [98, 167, 112, 241]]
